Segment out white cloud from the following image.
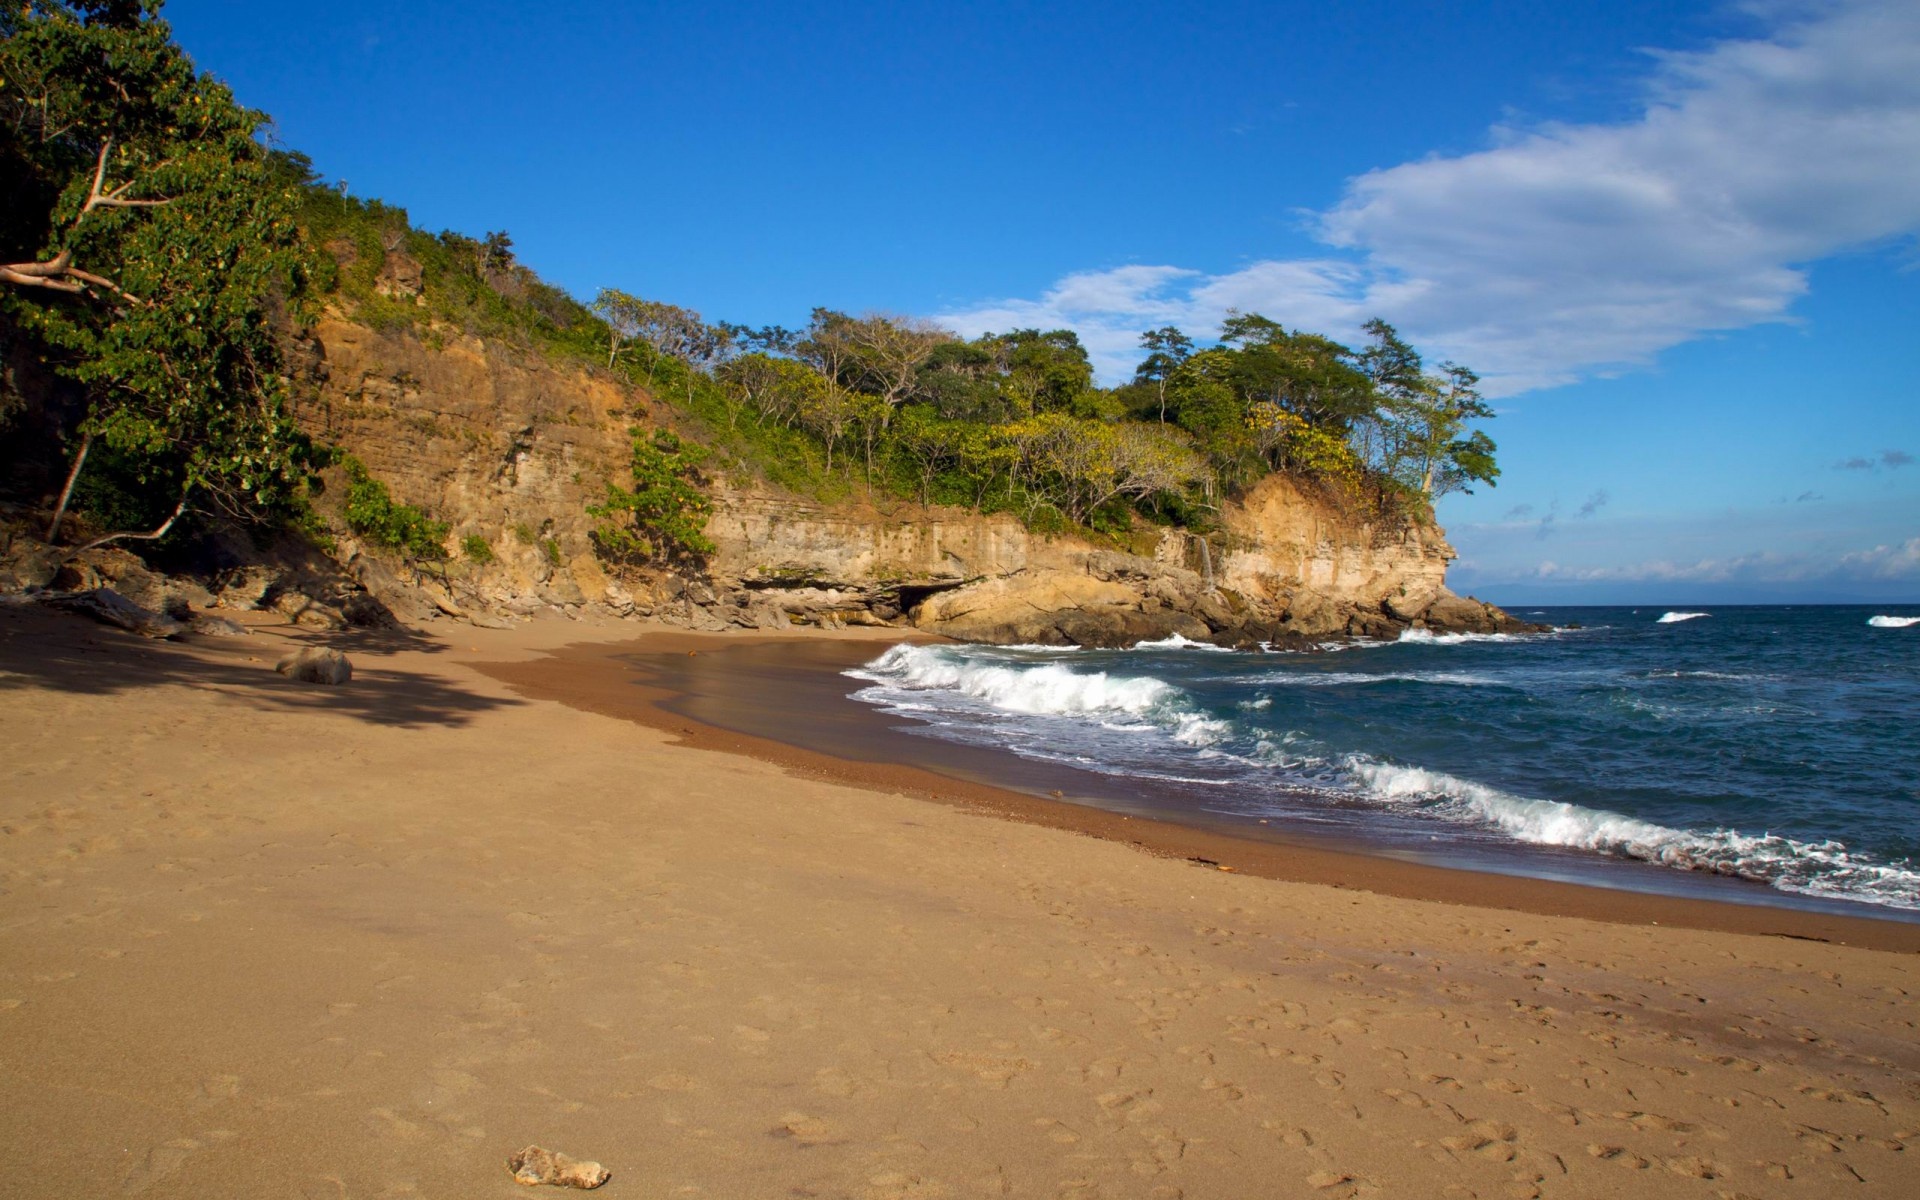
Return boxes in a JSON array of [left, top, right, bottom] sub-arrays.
[[1837, 537, 1920, 580], [938, 0, 1920, 393], [1523, 536, 1920, 584]]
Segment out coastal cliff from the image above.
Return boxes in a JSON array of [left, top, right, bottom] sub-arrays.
[[292, 313, 1526, 645]]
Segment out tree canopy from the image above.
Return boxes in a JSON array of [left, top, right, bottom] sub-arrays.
[[2, 0, 319, 544]]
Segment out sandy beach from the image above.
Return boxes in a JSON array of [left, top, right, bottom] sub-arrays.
[[2, 606, 1916, 1198]]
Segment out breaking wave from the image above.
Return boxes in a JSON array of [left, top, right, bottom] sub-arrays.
[[1396, 628, 1536, 645], [849, 644, 1229, 747], [1127, 633, 1236, 652], [1657, 611, 1710, 623], [851, 644, 1168, 716], [846, 626, 1919, 915], [1344, 760, 1920, 911], [1867, 615, 1920, 629]]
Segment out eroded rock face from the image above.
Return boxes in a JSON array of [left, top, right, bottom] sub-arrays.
[[295, 315, 1529, 643], [296, 315, 638, 622], [373, 246, 424, 302]]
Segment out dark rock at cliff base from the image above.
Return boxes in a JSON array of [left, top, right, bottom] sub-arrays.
[[1422, 592, 1535, 634], [46, 588, 186, 639], [0, 542, 60, 592], [189, 614, 250, 637], [216, 565, 280, 610]]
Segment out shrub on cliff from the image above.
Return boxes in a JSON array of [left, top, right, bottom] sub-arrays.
[[589, 428, 716, 567], [341, 458, 449, 563]]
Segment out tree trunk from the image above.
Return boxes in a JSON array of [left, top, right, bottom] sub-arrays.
[[46, 430, 93, 543], [75, 489, 189, 553]]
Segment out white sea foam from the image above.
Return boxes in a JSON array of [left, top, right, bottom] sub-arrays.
[[852, 644, 1171, 716], [1227, 670, 1499, 688], [1657, 611, 1710, 623], [1645, 669, 1763, 681], [1343, 759, 1920, 910], [1867, 615, 1920, 628], [1396, 628, 1535, 645], [1128, 633, 1235, 652], [851, 643, 1231, 748]]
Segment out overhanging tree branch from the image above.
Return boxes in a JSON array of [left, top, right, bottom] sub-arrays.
[[0, 141, 165, 303], [74, 488, 191, 553]]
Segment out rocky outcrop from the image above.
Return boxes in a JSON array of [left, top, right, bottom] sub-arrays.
[[286, 315, 1530, 645], [706, 476, 1534, 646], [46, 587, 186, 639]]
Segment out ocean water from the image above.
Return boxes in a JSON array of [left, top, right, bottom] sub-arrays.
[[846, 606, 1920, 916]]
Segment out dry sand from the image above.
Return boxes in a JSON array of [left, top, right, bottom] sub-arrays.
[[1, 605, 1916, 1199]]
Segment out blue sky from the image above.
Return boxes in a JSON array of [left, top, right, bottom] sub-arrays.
[[166, 0, 1919, 604]]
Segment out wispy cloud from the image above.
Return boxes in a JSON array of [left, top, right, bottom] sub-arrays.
[[1834, 448, 1914, 471], [1576, 490, 1610, 519], [939, 1, 1920, 392]]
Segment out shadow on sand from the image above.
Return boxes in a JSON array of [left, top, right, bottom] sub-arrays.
[[0, 603, 521, 729]]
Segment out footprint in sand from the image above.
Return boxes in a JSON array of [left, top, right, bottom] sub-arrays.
[[1031, 1117, 1081, 1144], [1660, 1154, 1721, 1179], [365, 1107, 427, 1141], [1586, 1144, 1650, 1169], [812, 1066, 876, 1099], [770, 1111, 844, 1147], [122, 1139, 202, 1193]]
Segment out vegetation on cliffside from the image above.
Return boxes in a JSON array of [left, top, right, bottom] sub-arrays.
[[2, 0, 1498, 572]]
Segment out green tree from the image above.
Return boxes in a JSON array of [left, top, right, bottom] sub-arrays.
[[1000, 411, 1207, 524], [1133, 325, 1193, 421], [591, 287, 645, 369], [588, 428, 715, 563], [1, 0, 317, 545], [999, 329, 1097, 416], [1407, 363, 1498, 496], [797, 308, 952, 411]]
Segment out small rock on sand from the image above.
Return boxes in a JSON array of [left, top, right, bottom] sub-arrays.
[[274, 647, 352, 685], [190, 615, 251, 637], [506, 1145, 610, 1189]]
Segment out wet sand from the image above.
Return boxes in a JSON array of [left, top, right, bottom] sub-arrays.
[[2, 606, 1917, 1198]]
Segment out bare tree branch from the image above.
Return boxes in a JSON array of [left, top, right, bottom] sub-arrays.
[[75, 491, 190, 553], [0, 264, 86, 293], [79, 140, 170, 214], [0, 147, 162, 307]]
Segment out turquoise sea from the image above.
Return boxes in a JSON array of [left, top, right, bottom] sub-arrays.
[[846, 606, 1920, 917]]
